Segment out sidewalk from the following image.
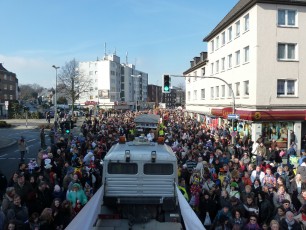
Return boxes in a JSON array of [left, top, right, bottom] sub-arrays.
[[0, 118, 84, 149]]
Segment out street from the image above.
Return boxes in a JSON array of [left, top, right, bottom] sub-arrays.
[[0, 127, 52, 180]]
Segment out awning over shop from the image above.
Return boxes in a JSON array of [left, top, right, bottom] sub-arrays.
[[211, 107, 305, 121]]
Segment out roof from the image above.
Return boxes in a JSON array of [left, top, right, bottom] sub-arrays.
[[134, 114, 160, 124], [0, 63, 8, 72], [203, 0, 306, 42]]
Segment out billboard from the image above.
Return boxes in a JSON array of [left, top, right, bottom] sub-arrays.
[[98, 89, 109, 99]]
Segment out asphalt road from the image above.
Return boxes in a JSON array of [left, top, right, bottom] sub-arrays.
[[0, 127, 52, 180], [0, 118, 84, 180]]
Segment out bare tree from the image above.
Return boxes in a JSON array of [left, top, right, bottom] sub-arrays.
[[19, 84, 44, 101], [57, 59, 93, 114]]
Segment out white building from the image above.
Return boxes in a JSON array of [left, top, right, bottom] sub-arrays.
[[185, 0, 306, 151], [78, 54, 148, 111]]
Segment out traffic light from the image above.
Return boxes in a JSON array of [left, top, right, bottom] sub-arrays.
[[163, 74, 171, 93], [65, 121, 71, 134], [233, 120, 238, 132]]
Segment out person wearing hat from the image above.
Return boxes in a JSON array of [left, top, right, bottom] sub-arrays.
[[67, 183, 87, 209]]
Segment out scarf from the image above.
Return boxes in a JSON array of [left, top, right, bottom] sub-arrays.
[[278, 192, 285, 203], [285, 218, 295, 226]]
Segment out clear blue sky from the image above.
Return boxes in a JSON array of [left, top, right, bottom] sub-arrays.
[[0, 0, 238, 88]]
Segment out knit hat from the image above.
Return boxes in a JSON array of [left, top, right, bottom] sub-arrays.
[[54, 185, 61, 192], [230, 182, 238, 188]]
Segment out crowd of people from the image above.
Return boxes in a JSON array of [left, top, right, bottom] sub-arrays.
[[0, 109, 305, 230]]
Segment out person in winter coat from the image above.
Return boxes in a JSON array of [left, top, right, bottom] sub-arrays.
[[199, 192, 217, 227], [6, 194, 29, 230], [67, 183, 87, 208], [258, 191, 273, 224], [243, 214, 261, 230], [294, 204, 306, 228], [280, 211, 302, 230]]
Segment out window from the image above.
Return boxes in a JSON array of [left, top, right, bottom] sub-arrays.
[[211, 40, 215, 52], [235, 50, 240, 66], [235, 82, 240, 96], [244, 80, 249, 96], [9, 85, 13, 90], [228, 84, 232, 97], [216, 36, 219, 49], [9, 95, 13, 100], [228, 54, 232, 69], [144, 163, 173, 175], [211, 63, 214, 75], [187, 91, 191, 101], [277, 79, 296, 96], [201, 67, 205, 76], [278, 43, 296, 60], [216, 60, 219, 73], [278, 9, 296, 26], [222, 32, 226, 46], [3, 84, 7, 90], [4, 74, 7, 80], [244, 14, 249, 31], [201, 89, 205, 100], [211, 87, 214, 98], [244, 46, 250, 63], [4, 94, 7, 99], [108, 163, 138, 174], [216, 86, 219, 98], [221, 57, 225, 71], [221, 85, 225, 98], [193, 90, 197, 100], [235, 21, 240, 37], [228, 26, 232, 42]]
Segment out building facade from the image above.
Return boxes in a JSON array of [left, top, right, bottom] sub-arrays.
[[185, 0, 306, 151], [78, 54, 148, 111], [0, 63, 19, 117], [147, 84, 162, 109]]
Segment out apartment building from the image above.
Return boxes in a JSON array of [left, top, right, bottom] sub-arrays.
[[184, 0, 306, 150], [78, 54, 148, 111], [0, 63, 19, 117]]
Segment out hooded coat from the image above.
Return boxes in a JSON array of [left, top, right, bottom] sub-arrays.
[[67, 183, 87, 208]]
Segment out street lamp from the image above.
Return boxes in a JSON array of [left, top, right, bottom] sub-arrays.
[[131, 74, 141, 112], [52, 65, 60, 122]]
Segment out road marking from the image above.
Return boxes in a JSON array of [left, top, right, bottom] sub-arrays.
[[0, 154, 8, 157], [27, 139, 36, 142], [0, 157, 35, 160]]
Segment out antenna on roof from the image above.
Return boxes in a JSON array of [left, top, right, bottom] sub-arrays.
[[104, 42, 107, 59], [126, 52, 128, 65]]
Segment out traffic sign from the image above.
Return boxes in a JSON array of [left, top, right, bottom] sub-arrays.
[[227, 114, 240, 119]]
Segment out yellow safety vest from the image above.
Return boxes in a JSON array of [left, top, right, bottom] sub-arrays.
[[178, 186, 189, 201]]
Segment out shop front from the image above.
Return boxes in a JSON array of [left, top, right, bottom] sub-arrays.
[[211, 107, 305, 151]]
